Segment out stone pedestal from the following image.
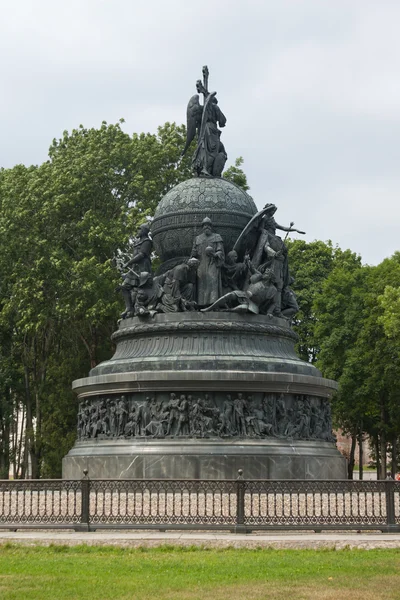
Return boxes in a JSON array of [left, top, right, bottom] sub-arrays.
[[63, 313, 347, 480], [63, 439, 345, 480]]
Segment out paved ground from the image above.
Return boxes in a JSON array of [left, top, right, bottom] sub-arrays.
[[352, 470, 377, 480], [1, 529, 400, 549]]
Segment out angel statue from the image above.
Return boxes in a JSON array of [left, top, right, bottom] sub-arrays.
[[182, 66, 227, 177]]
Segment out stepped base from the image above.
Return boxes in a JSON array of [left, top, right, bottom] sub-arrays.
[[63, 439, 346, 480], [64, 313, 345, 480]]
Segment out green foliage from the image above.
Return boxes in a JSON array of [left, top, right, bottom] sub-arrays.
[[286, 240, 357, 363], [378, 255, 400, 344], [287, 240, 400, 477], [314, 252, 400, 476], [223, 156, 250, 191], [314, 251, 364, 381]]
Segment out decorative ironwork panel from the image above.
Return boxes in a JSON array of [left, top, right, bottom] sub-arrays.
[[396, 489, 400, 524], [88, 479, 237, 526], [0, 480, 81, 525], [243, 480, 392, 527]]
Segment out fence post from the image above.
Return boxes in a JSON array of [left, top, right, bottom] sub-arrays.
[[235, 468, 246, 533], [385, 477, 396, 532], [79, 469, 90, 532]]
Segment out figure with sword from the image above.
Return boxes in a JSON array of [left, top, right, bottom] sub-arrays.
[[257, 205, 305, 317], [119, 223, 153, 319], [233, 204, 305, 318]]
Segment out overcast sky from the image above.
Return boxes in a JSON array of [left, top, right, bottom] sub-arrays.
[[1, 0, 399, 265]]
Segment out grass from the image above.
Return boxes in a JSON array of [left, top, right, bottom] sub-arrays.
[[0, 544, 399, 599], [352, 466, 377, 472]]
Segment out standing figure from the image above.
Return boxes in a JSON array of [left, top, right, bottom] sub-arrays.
[[135, 397, 151, 436], [176, 395, 190, 436], [275, 394, 287, 436], [77, 401, 90, 439], [83, 402, 92, 438], [98, 401, 109, 436], [90, 403, 102, 438], [258, 218, 289, 317], [108, 401, 117, 437], [124, 409, 137, 437], [263, 395, 277, 434], [165, 393, 180, 436], [256, 206, 304, 317], [191, 217, 225, 306], [233, 393, 247, 437], [321, 402, 336, 442], [233, 204, 305, 317], [219, 395, 235, 436], [293, 396, 311, 439], [192, 93, 227, 176], [190, 397, 204, 437], [119, 223, 153, 319], [116, 396, 128, 437], [182, 66, 227, 177]]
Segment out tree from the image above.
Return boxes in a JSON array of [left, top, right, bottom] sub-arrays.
[[357, 255, 400, 479], [287, 240, 352, 363], [314, 253, 400, 479], [378, 255, 400, 344], [223, 157, 250, 192], [313, 257, 368, 477]]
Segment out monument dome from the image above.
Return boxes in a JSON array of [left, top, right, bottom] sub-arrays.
[[151, 177, 257, 271]]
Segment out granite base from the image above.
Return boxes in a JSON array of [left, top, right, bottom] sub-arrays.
[[62, 439, 347, 480]]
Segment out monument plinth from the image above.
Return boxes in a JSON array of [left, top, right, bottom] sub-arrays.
[[63, 66, 346, 480]]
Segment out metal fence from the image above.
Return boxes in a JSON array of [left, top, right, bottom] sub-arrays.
[[0, 472, 399, 533]]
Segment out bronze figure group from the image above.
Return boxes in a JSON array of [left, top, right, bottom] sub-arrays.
[[117, 203, 303, 321]]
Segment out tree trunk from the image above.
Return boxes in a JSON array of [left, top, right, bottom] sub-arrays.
[[0, 387, 11, 479], [79, 330, 98, 369], [16, 405, 25, 479], [375, 438, 380, 482], [0, 422, 10, 479], [24, 365, 38, 479], [391, 438, 397, 479], [347, 434, 357, 479], [358, 426, 363, 481], [379, 434, 387, 479], [34, 390, 42, 480], [378, 396, 388, 480]]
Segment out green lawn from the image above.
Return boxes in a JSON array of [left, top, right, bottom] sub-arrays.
[[0, 544, 399, 599]]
